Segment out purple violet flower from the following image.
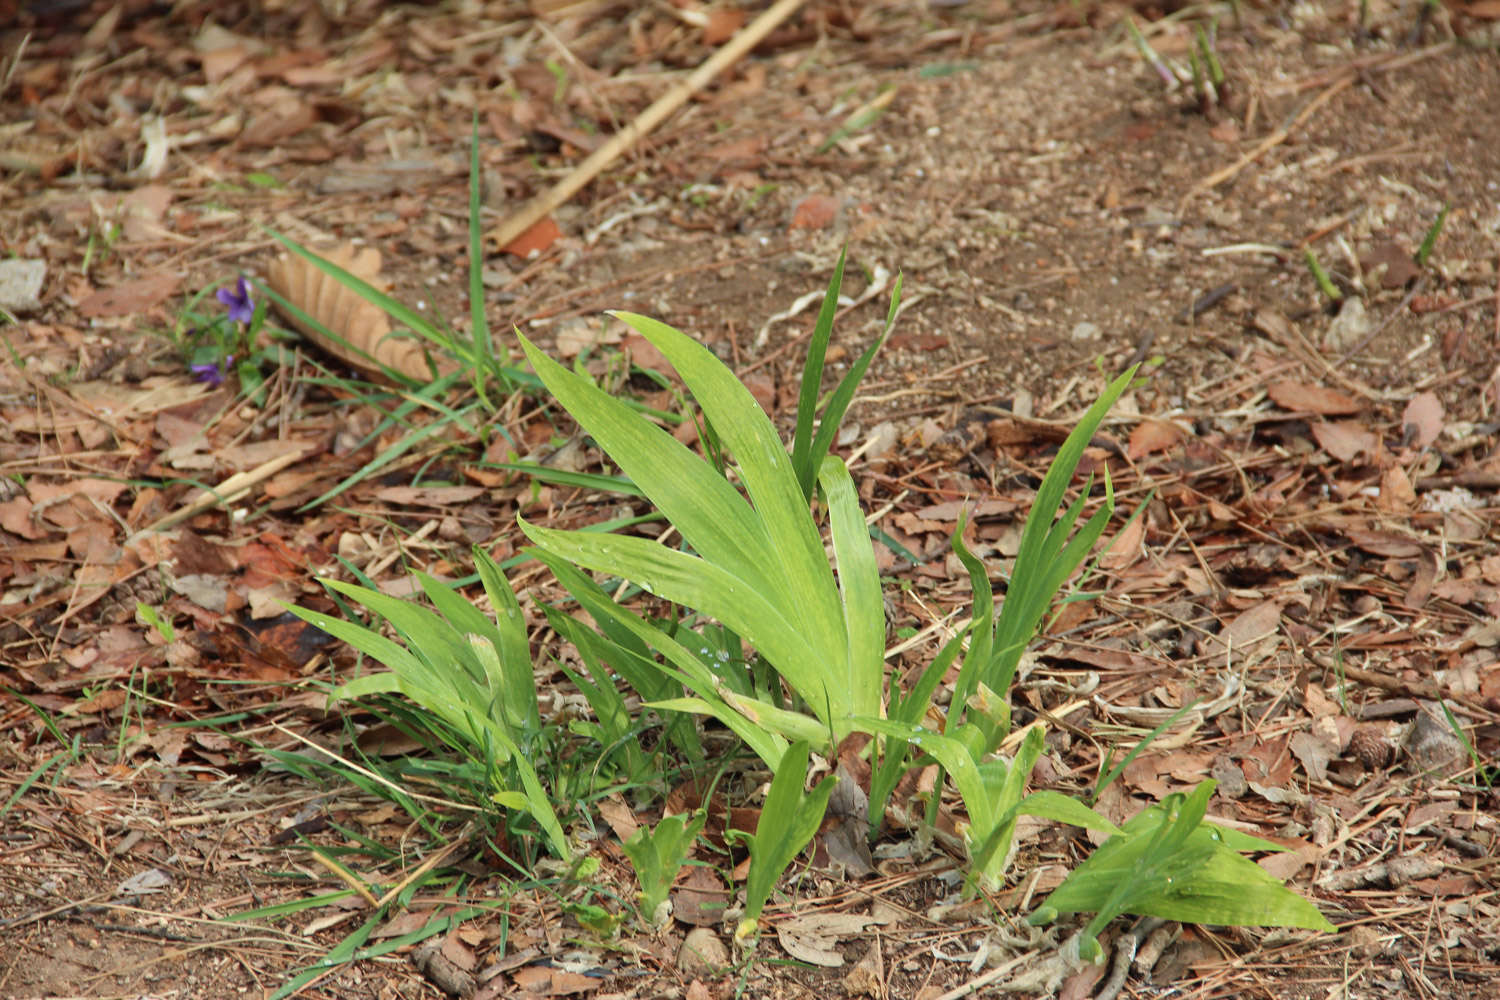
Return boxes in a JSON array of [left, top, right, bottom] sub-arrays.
[[216, 276, 254, 325], [191, 355, 234, 387]]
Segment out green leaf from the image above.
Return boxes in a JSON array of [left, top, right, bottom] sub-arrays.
[[791, 250, 848, 498], [1032, 782, 1334, 959], [818, 455, 885, 713], [609, 313, 846, 671], [622, 810, 707, 918], [734, 740, 837, 941]]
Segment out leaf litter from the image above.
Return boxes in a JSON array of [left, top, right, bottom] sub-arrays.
[[2, 1, 1499, 998]]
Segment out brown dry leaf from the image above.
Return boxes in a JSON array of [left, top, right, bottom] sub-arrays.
[[1310, 420, 1380, 463], [790, 193, 839, 231], [266, 242, 450, 383], [77, 272, 181, 318], [1464, 0, 1500, 15], [1360, 239, 1420, 290], [121, 185, 173, 242], [503, 215, 562, 258], [1127, 419, 1183, 459], [1401, 390, 1443, 449], [704, 6, 747, 44], [1266, 381, 1361, 416], [1100, 512, 1145, 569], [1376, 465, 1417, 513], [774, 912, 876, 968], [672, 865, 730, 928], [595, 795, 640, 842], [511, 965, 597, 996], [1204, 600, 1283, 667]]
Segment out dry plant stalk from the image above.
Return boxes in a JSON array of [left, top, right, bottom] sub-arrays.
[[266, 242, 450, 382]]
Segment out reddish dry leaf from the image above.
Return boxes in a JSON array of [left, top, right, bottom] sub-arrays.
[[1464, 0, 1500, 15], [789, 193, 839, 231], [511, 966, 597, 996], [1310, 420, 1380, 463], [77, 272, 181, 318], [1267, 381, 1361, 416], [622, 333, 674, 378], [1127, 419, 1183, 459], [503, 215, 562, 258], [1401, 390, 1443, 449], [704, 7, 747, 44]]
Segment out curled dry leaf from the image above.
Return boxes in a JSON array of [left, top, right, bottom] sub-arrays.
[[266, 242, 452, 383]]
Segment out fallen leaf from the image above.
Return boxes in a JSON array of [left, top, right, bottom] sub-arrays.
[[1359, 239, 1420, 290], [1204, 600, 1283, 666], [503, 215, 562, 258], [1401, 391, 1443, 449], [1127, 419, 1184, 459], [774, 912, 876, 968], [1310, 420, 1380, 463], [77, 272, 181, 317], [1267, 381, 1361, 416], [789, 194, 839, 231]]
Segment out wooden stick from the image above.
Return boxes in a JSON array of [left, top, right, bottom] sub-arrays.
[[488, 0, 809, 252], [1180, 73, 1353, 210], [130, 444, 316, 539]]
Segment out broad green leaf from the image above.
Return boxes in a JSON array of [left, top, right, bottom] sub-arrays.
[[735, 740, 837, 941], [1033, 781, 1333, 958], [518, 334, 782, 607], [520, 519, 851, 724], [1013, 790, 1122, 835], [608, 313, 846, 676], [818, 455, 885, 716]]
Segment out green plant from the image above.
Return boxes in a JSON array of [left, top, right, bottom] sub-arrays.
[[1416, 202, 1450, 268], [517, 299, 898, 757], [286, 547, 572, 864], [1304, 248, 1343, 303], [621, 809, 707, 926], [1029, 781, 1335, 961], [135, 601, 175, 642], [731, 740, 837, 942]]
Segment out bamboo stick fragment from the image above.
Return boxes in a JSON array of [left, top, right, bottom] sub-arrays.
[[487, 0, 809, 253]]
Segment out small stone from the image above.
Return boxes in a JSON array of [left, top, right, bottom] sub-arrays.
[[1402, 702, 1466, 777], [0, 258, 46, 314], [678, 927, 729, 977], [1323, 297, 1369, 352], [1070, 321, 1101, 341]]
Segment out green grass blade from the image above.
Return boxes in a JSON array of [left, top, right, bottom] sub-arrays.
[[806, 272, 902, 474], [792, 249, 848, 498]]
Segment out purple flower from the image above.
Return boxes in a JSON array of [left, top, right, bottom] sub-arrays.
[[216, 276, 254, 325], [191, 355, 234, 387]]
